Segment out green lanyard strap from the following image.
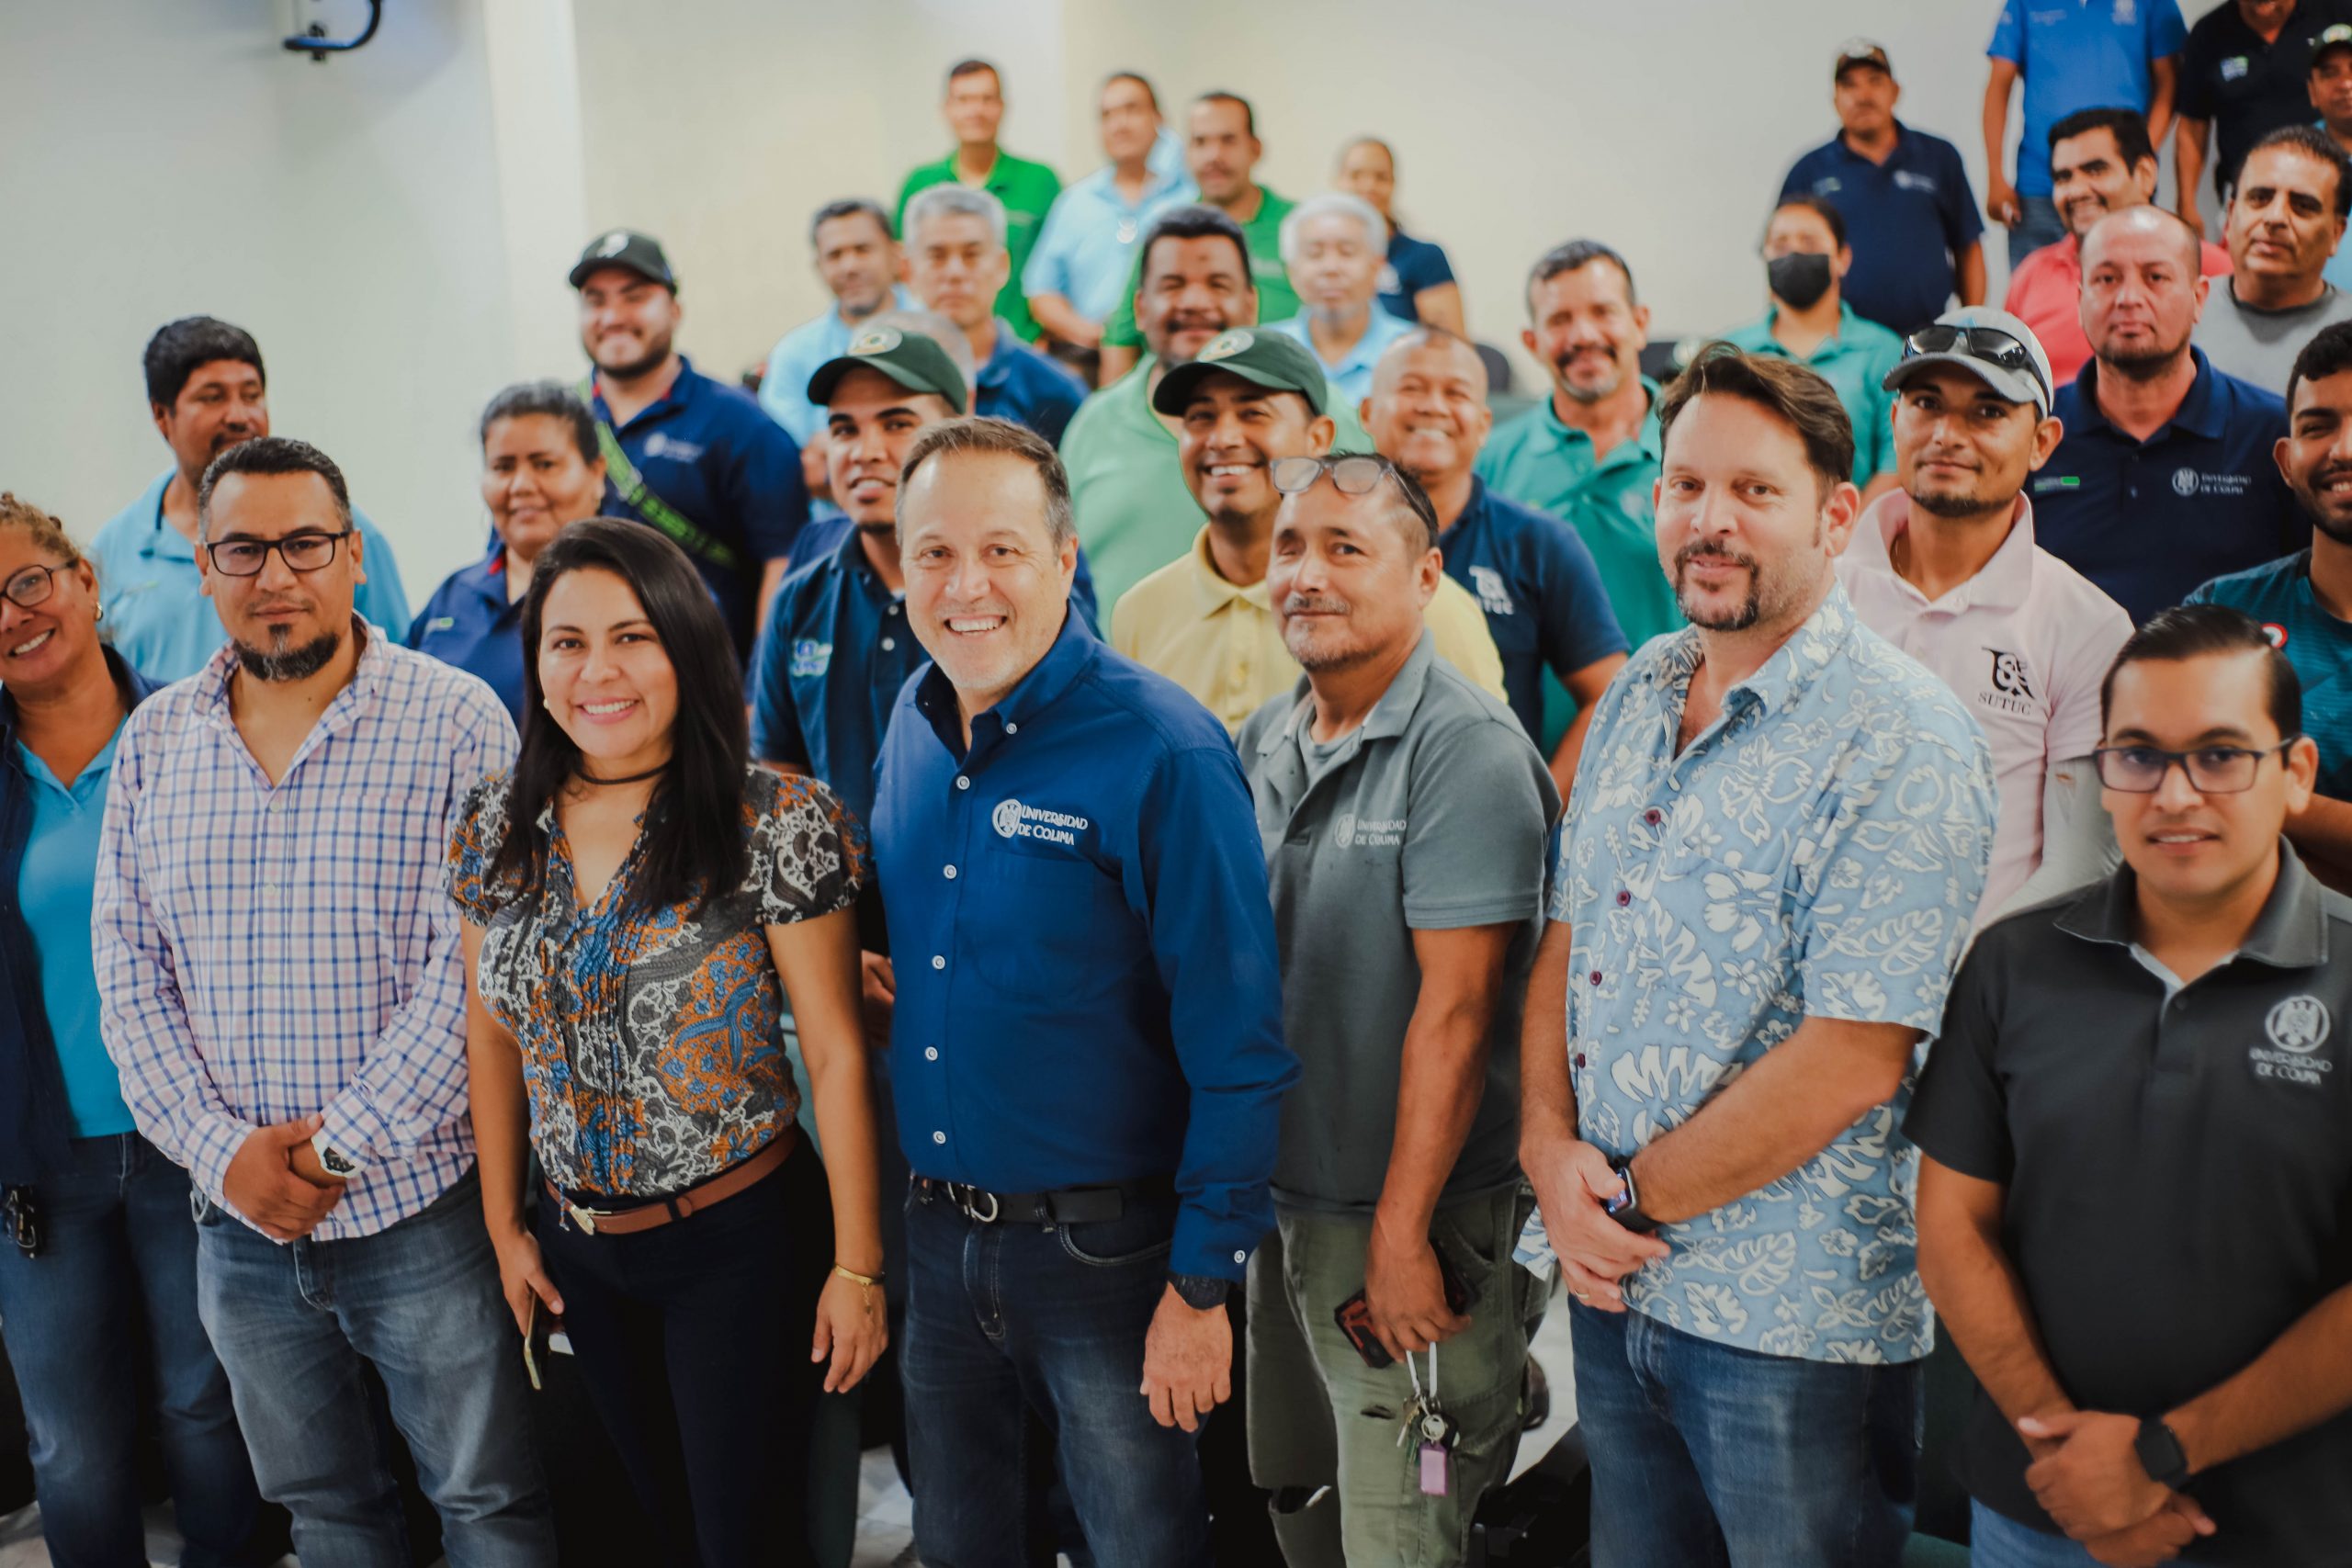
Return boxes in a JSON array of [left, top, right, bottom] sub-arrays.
[[579, 378, 743, 574]]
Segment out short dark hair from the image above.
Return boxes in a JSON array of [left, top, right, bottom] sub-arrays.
[[143, 316, 265, 411], [2049, 106, 2156, 170], [196, 435, 350, 541], [1766, 193, 1848, 251], [2238, 124, 2352, 219], [2288, 320, 2352, 409], [1136, 204, 1254, 293], [1526, 240, 1637, 315], [480, 380, 599, 464], [899, 416, 1075, 550], [2100, 604, 2302, 739], [808, 197, 894, 247], [1657, 343, 1856, 501], [1195, 90, 1256, 139], [945, 58, 999, 90], [1104, 70, 1159, 111]]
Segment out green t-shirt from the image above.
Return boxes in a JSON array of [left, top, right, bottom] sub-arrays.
[[1099, 186, 1298, 351], [898, 148, 1062, 343], [1473, 378, 1682, 653], [1719, 303, 1903, 484], [1064, 355, 1371, 615]]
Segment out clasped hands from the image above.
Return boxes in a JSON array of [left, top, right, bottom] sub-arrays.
[[2017, 1411, 2217, 1566]]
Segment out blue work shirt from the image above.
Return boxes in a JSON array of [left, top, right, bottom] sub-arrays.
[[759, 286, 921, 447], [406, 547, 527, 726], [977, 321, 1090, 447], [2036, 350, 2304, 625], [1265, 308, 1418, 407], [1988, 0, 2187, 197], [1781, 123, 1986, 334], [1380, 230, 1457, 322], [1440, 479, 1629, 750], [88, 472, 413, 685], [1022, 152, 1190, 324], [17, 731, 134, 1141], [870, 612, 1297, 1283], [2189, 551, 2352, 797]]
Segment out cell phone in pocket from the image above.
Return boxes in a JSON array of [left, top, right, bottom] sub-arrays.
[[1332, 1242, 1471, 1369], [522, 1298, 570, 1390]]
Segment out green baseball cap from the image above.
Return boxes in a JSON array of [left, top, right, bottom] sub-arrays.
[[2314, 21, 2352, 67], [806, 324, 968, 415], [569, 229, 676, 290], [1150, 328, 1328, 418]]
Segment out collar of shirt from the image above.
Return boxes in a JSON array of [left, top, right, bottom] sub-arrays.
[[978, 320, 1028, 393], [590, 355, 707, 434], [1070, 152, 1188, 212], [2063, 347, 2228, 445], [1727, 301, 1872, 364], [1846, 489, 2040, 614], [1827, 119, 1923, 171], [2057, 841, 2329, 971], [1646, 581, 1862, 723], [1181, 525, 1272, 618], [912, 603, 1094, 759], [449, 546, 514, 613], [1252, 629, 1437, 770], [911, 146, 1039, 197], [1265, 308, 1414, 383], [1535, 376, 1665, 471], [191, 614, 390, 750], [129, 471, 193, 563]]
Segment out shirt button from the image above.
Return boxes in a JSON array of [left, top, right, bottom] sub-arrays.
[[925, 1047, 939, 1061], [1574, 1054, 1587, 1069], [1615, 890, 1631, 907], [1643, 808, 1661, 826], [263, 881, 280, 895], [888, 604, 902, 616], [1589, 971, 1603, 986], [956, 776, 970, 791], [1233, 1250, 1247, 1264], [931, 954, 946, 970], [944, 864, 957, 879], [933, 1131, 946, 1145], [1005, 721, 1018, 734], [881, 637, 897, 651]]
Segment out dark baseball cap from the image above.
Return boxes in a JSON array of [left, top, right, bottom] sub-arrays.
[[806, 323, 969, 415], [2314, 21, 2352, 67], [1834, 38, 1893, 80], [1149, 328, 1328, 418], [569, 229, 676, 290]]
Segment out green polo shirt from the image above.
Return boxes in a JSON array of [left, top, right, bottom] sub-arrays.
[[1474, 378, 1682, 651], [1099, 186, 1300, 351], [1720, 302, 1903, 484], [1064, 355, 1370, 615], [898, 147, 1062, 343]]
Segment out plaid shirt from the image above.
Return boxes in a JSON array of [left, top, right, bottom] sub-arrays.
[[94, 625, 518, 1239]]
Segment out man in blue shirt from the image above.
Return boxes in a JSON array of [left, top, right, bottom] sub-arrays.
[[90, 317, 410, 683], [759, 197, 918, 510], [2036, 206, 2305, 624], [1024, 72, 1189, 355], [905, 185, 1088, 446], [1781, 41, 1987, 334], [571, 229, 808, 660], [1984, 0, 2187, 267], [1266, 193, 1416, 406], [1363, 327, 1628, 793], [871, 416, 1295, 1568]]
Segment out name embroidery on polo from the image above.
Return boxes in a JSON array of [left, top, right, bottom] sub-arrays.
[[992, 797, 1091, 847], [2111, 0, 2136, 23], [2030, 475, 2081, 494], [2171, 467, 2249, 498], [1980, 648, 2041, 716], [1469, 566, 1517, 616], [2221, 56, 2250, 84], [2251, 994, 2335, 1088], [1892, 171, 1940, 196], [789, 639, 831, 678], [1333, 812, 1407, 849], [641, 433, 705, 462]]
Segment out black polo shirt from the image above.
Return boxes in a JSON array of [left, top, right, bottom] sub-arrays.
[[1907, 850, 2352, 1564], [2179, 0, 2352, 198]]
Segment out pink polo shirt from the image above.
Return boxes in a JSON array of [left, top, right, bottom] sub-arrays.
[[2005, 231, 2233, 386], [1837, 491, 2133, 919]]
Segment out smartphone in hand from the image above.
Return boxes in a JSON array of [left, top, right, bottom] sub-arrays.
[[1332, 1243, 1471, 1369]]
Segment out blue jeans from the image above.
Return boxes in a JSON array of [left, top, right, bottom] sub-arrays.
[[900, 1182, 1210, 1568], [1969, 1501, 2100, 1565], [2007, 196, 2067, 270], [1569, 1300, 1919, 1567], [194, 1167, 555, 1566], [0, 1134, 260, 1568]]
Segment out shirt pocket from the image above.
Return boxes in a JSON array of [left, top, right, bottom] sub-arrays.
[[965, 848, 1135, 997]]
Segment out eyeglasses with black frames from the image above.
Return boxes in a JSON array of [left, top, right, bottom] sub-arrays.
[[2091, 739, 2302, 794], [2, 562, 74, 611], [202, 530, 354, 578]]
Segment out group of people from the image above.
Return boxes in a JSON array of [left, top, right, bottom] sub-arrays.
[[6, 11, 2352, 1568]]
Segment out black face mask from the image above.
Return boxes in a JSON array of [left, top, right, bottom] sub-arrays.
[[1768, 252, 1835, 310]]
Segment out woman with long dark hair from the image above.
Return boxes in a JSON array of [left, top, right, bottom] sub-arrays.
[[448, 517, 884, 1565]]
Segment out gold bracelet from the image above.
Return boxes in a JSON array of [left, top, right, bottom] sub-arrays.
[[832, 1263, 882, 1315]]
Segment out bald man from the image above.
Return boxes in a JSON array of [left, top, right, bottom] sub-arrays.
[[2032, 205, 2302, 624]]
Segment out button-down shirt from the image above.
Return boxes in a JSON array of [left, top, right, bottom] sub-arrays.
[[406, 546, 526, 726], [1552, 587, 1996, 1362], [1264, 307, 1417, 406], [1838, 491, 2133, 919], [89, 472, 413, 685], [93, 627, 519, 1239], [898, 149, 1063, 343], [1475, 379, 1684, 652], [1720, 303, 1905, 483], [2190, 550, 2352, 799], [870, 611, 1297, 1282], [1022, 146, 1190, 324], [977, 321, 1089, 447], [758, 286, 921, 447], [2035, 348, 2303, 624], [1987, 0, 2188, 197], [2004, 232, 2232, 385], [1781, 124, 1985, 334]]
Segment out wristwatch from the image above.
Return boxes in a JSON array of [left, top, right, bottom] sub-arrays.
[[2134, 1416, 2191, 1491], [1605, 1159, 1660, 1235], [310, 1129, 363, 1180], [1168, 1273, 1231, 1310]]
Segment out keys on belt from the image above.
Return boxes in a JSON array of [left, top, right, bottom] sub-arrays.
[[3, 1187, 40, 1258], [915, 1177, 1142, 1226]]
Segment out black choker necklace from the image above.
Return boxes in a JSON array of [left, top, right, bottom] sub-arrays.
[[575, 763, 666, 786]]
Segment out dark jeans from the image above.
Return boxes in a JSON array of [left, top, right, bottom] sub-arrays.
[[901, 1182, 1211, 1568], [537, 1143, 833, 1568], [0, 1134, 260, 1568], [1569, 1300, 1919, 1568]]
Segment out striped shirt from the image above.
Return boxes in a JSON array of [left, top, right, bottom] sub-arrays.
[[94, 623, 518, 1240]]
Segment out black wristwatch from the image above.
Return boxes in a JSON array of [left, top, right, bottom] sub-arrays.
[[1605, 1159, 1660, 1235], [1168, 1273, 1232, 1310], [2134, 1416, 2191, 1490]]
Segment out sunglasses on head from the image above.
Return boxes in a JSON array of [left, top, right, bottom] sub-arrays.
[[1902, 324, 2050, 403], [1269, 454, 1441, 540]]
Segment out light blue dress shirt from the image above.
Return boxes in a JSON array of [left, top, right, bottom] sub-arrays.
[[758, 285, 921, 447], [17, 732, 134, 1139], [1022, 130, 1191, 323], [1265, 308, 1417, 407]]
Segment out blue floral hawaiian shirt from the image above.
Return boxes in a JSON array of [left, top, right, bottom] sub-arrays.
[[1549, 586, 1995, 1363]]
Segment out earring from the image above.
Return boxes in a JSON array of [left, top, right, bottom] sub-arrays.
[[93, 604, 104, 624]]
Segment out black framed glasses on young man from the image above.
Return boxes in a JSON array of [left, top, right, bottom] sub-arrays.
[[2090, 740, 2303, 794], [202, 530, 354, 577], [3, 562, 76, 610], [1268, 453, 1441, 539]]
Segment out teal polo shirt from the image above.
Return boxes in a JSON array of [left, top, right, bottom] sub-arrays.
[[16, 730, 134, 1139], [898, 147, 1062, 343], [1473, 379, 1682, 651], [1720, 303, 1903, 485]]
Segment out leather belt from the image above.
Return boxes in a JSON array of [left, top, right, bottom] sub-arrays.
[[548, 1128, 795, 1236], [914, 1175, 1170, 1226]]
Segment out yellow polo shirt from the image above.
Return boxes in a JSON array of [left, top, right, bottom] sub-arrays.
[[1110, 526, 1510, 734]]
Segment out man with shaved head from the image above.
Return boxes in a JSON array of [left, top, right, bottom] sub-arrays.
[[2032, 204, 2303, 623]]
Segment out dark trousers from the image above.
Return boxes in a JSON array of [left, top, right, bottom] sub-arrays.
[[537, 1145, 833, 1568]]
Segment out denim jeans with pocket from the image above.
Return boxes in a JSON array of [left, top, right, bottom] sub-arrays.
[[1968, 1500, 2103, 1566]]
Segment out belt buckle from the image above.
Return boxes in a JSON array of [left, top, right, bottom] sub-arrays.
[[953, 1183, 1000, 1224], [567, 1203, 601, 1236]]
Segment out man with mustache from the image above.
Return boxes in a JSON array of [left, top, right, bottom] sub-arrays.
[[2175, 0, 2352, 237], [2194, 126, 2352, 394], [90, 316, 411, 682]]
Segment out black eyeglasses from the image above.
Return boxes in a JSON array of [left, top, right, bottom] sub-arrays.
[[3, 562, 74, 610], [1269, 454, 1441, 540], [1903, 324, 2050, 403], [2091, 739, 2301, 794], [202, 530, 353, 578]]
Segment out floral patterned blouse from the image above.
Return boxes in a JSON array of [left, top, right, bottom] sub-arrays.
[[447, 764, 866, 1197]]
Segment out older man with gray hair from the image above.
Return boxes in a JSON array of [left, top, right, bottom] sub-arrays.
[[1267, 192, 1414, 403], [905, 184, 1089, 445]]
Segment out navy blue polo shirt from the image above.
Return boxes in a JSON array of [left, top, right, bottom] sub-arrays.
[[588, 355, 809, 658], [2036, 350, 2305, 625], [405, 548, 527, 726], [870, 613, 1297, 1282], [1439, 479, 1629, 748], [1781, 123, 1985, 334], [1380, 230, 1457, 322], [976, 321, 1089, 447]]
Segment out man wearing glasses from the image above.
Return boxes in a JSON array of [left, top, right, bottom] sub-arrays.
[[92, 437, 553, 1559], [1840, 309, 2134, 925], [1912, 604, 2352, 1567]]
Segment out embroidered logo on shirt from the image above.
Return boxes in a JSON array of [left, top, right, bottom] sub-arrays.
[[2254, 995, 2335, 1086], [1979, 649, 2040, 717], [641, 434, 705, 462], [1198, 330, 1254, 362], [789, 638, 832, 678], [1332, 812, 1406, 848], [2221, 55, 2250, 83], [1892, 171, 1940, 195], [1469, 565, 1517, 616], [2031, 475, 2081, 494], [851, 327, 903, 355], [992, 797, 1091, 846], [2171, 468, 2249, 498], [427, 616, 455, 633], [2112, 0, 2135, 25]]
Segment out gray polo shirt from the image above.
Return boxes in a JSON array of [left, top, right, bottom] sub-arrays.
[[1906, 846, 2352, 1562], [1238, 631, 1559, 1213], [2191, 283, 2352, 398]]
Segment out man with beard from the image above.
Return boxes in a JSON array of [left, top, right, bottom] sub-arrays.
[[92, 436, 553, 1561], [1476, 241, 1682, 650], [2005, 108, 2233, 387], [1063, 206, 1367, 615], [1265, 193, 1413, 405], [1521, 345, 1996, 1566], [759, 198, 916, 491], [2194, 126, 2352, 394], [1841, 309, 2135, 925], [571, 229, 808, 660], [2034, 206, 2303, 623], [92, 316, 411, 682]]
